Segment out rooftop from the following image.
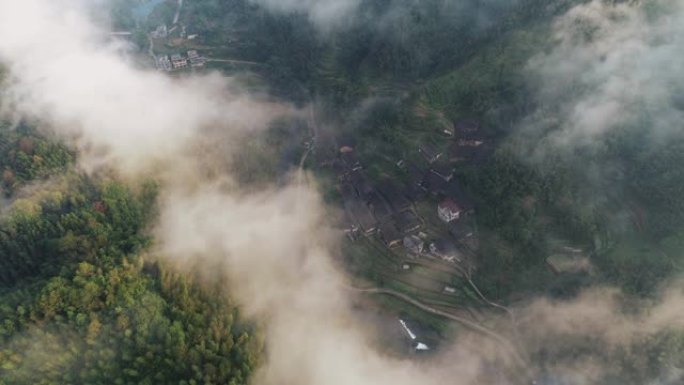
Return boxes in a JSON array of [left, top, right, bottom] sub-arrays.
[[379, 221, 402, 247], [439, 198, 462, 213], [377, 179, 412, 212]]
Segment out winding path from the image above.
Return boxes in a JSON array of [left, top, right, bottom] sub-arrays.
[[173, 0, 183, 25], [350, 286, 534, 381]]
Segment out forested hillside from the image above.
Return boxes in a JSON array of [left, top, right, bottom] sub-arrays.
[[0, 125, 261, 385]]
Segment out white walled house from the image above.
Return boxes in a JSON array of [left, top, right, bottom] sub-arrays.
[[438, 198, 462, 223]]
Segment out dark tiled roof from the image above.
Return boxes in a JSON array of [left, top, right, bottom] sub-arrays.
[[394, 210, 421, 234], [379, 221, 402, 247], [367, 192, 393, 221], [377, 179, 412, 212], [344, 199, 377, 234]]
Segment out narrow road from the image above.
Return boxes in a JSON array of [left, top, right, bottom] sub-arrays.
[[147, 34, 157, 63], [350, 286, 533, 381], [206, 58, 262, 66], [173, 0, 183, 25]]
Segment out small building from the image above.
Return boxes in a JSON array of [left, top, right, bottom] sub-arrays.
[[430, 162, 455, 182], [349, 171, 375, 201], [438, 198, 462, 223], [341, 150, 362, 172], [156, 55, 172, 71], [448, 221, 474, 241], [368, 192, 393, 222], [345, 199, 377, 235], [442, 125, 455, 137], [454, 119, 481, 138], [187, 50, 206, 67], [457, 139, 484, 147], [377, 179, 412, 212], [395, 210, 422, 234], [419, 144, 442, 164], [429, 239, 462, 263], [170, 54, 187, 69], [415, 342, 430, 351], [151, 24, 168, 39], [448, 142, 481, 162], [406, 163, 425, 187], [421, 172, 447, 196], [404, 235, 424, 255], [444, 180, 475, 214], [443, 286, 457, 294], [379, 221, 403, 248], [546, 254, 591, 275]]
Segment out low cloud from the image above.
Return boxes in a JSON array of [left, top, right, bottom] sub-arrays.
[[522, 0, 684, 156], [0, 0, 286, 177], [250, 0, 360, 29], [2, 1, 684, 385]]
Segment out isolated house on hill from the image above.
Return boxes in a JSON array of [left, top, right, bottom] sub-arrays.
[[438, 198, 462, 223]]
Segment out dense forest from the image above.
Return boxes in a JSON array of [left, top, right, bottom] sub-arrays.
[[0, 124, 261, 385]]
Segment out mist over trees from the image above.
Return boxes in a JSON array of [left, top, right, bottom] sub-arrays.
[[0, 125, 262, 384], [3, 0, 684, 384]]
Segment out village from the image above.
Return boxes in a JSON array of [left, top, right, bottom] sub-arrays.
[[335, 120, 485, 267], [315, 118, 511, 352]]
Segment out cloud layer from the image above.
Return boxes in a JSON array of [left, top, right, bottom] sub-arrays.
[[2, 1, 684, 385], [524, 0, 684, 153]]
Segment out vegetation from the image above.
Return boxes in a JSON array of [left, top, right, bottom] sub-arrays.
[[0, 122, 73, 196], [0, 126, 261, 384], [5, 0, 684, 383]]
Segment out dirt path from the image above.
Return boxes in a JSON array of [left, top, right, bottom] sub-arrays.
[[147, 34, 157, 63], [351, 286, 532, 379], [173, 0, 183, 25], [206, 58, 262, 66]]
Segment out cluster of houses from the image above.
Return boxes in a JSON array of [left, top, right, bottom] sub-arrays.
[[335, 133, 479, 266], [338, 154, 421, 249], [330, 119, 492, 268], [156, 50, 206, 71]]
